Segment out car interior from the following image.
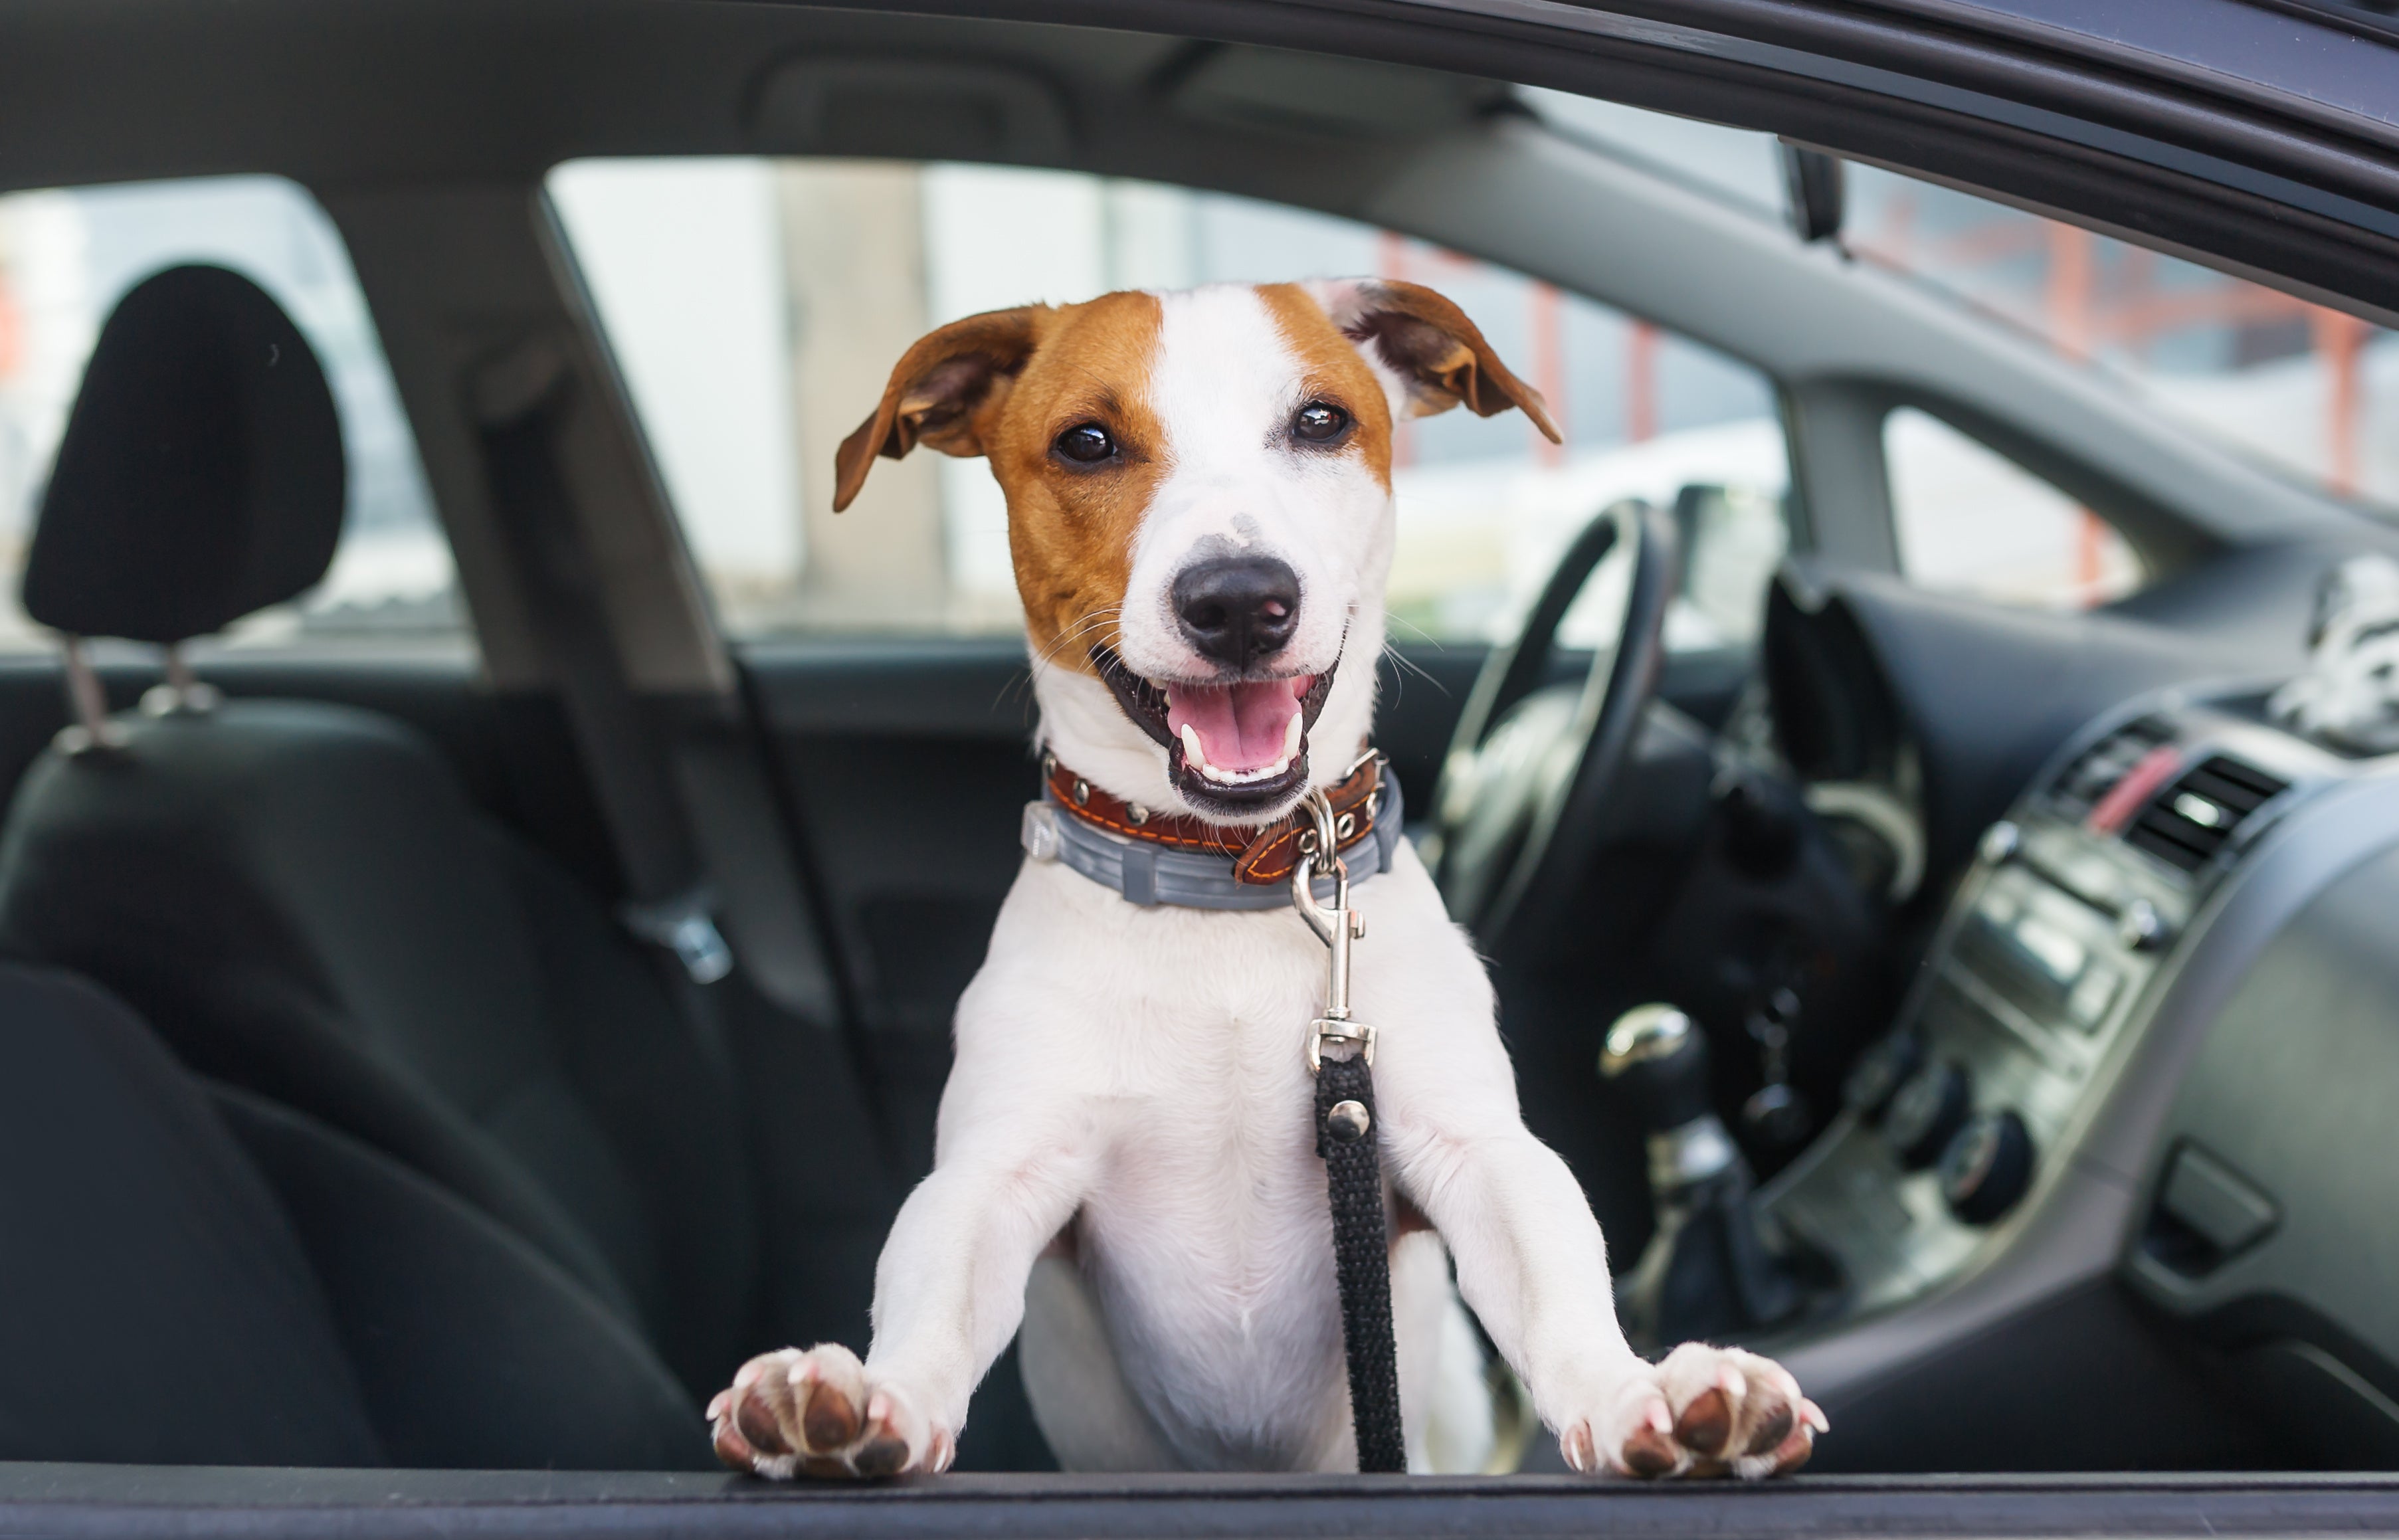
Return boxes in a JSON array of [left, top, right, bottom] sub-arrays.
[[2, 0, 2398, 1511]]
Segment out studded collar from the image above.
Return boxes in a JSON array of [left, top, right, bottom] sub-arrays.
[[1043, 750, 1388, 887]]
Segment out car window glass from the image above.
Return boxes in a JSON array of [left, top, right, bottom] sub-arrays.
[[547, 157, 1789, 650], [1886, 407, 2141, 608], [1518, 88, 2399, 521], [1521, 89, 1788, 223], [0, 175, 459, 655], [1843, 162, 2395, 515]]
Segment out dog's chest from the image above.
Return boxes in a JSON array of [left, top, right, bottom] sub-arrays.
[[1076, 899, 1337, 1244], [969, 863, 1365, 1453], [1076, 957, 1355, 1469]]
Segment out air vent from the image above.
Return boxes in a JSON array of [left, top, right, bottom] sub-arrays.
[[2124, 757, 2289, 872], [2053, 716, 2174, 818]]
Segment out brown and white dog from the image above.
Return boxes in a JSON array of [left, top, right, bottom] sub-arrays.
[[706, 280, 1824, 1480]]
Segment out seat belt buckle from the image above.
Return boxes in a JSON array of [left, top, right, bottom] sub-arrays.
[[621, 886, 734, 985]]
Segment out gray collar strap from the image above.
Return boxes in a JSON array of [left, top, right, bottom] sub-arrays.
[[1021, 773, 1404, 910]]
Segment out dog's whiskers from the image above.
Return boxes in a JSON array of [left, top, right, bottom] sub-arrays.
[[1381, 637, 1448, 696], [1035, 607, 1124, 667], [1008, 605, 1126, 707], [1033, 613, 1123, 670]]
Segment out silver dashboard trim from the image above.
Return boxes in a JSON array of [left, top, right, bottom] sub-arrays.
[[1772, 699, 2399, 1410]]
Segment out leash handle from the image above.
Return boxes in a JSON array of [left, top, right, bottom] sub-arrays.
[[1295, 797, 1406, 1474]]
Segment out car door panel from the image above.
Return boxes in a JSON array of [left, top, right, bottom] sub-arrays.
[[4, 1462, 2396, 1534]]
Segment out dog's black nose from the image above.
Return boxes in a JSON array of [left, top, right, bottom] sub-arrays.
[[1173, 555, 1301, 670]]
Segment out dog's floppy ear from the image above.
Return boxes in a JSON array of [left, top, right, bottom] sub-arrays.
[[1303, 278, 1561, 444], [832, 306, 1048, 512]]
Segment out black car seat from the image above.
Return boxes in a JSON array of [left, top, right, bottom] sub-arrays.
[[0, 961, 704, 1469], [0, 265, 762, 1415]]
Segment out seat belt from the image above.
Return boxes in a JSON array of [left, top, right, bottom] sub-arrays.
[[469, 341, 735, 1022]]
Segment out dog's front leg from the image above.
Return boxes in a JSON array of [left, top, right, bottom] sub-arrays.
[[1385, 1058, 1824, 1478], [711, 1115, 1094, 1479]]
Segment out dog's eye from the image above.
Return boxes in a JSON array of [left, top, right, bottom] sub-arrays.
[[1292, 402, 1350, 444], [1054, 423, 1117, 464]]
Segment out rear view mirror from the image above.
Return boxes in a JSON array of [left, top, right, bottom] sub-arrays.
[[1779, 144, 1846, 244]]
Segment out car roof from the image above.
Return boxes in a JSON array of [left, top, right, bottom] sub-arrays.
[[2, 0, 2394, 326]]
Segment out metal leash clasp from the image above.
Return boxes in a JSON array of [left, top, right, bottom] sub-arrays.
[[1293, 788, 1375, 1075]]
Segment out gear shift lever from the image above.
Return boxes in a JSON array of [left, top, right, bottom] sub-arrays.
[[1604, 1005, 1735, 1183], [1602, 1005, 1812, 1349]]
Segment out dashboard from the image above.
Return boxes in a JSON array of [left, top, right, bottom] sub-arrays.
[[1763, 682, 2399, 1458]]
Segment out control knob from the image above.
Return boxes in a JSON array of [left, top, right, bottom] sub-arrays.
[[1842, 1031, 1925, 1123], [1883, 1060, 1970, 1170], [1939, 1109, 2035, 1224], [2117, 898, 2173, 952]]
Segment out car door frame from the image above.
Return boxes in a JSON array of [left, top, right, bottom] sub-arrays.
[[9, 0, 2391, 1512]]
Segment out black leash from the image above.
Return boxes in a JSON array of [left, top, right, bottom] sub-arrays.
[[1293, 787, 1406, 1474], [1316, 1054, 1405, 1471]]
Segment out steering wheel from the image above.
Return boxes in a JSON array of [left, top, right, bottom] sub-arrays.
[[1432, 498, 1679, 954]]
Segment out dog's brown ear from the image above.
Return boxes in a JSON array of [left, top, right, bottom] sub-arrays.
[[1303, 278, 1561, 444], [832, 306, 1048, 511]]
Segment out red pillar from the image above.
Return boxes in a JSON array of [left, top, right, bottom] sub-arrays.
[[2313, 307, 2370, 497], [2046, 223, 2094, 360], [2045, 223, 2105, 602], [1529, 280, 1565, 467], [1626, 321, 1659, 444], [2075, 512, 2109, 602]]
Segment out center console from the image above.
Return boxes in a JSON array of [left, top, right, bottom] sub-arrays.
[[1760, 692, 2343, 1320]]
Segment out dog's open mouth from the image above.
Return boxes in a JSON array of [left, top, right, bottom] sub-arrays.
[[1094, 645, 1338, 815]]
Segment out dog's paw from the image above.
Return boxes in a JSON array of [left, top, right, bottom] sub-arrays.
[[708, 1344, 953, 1479], [1559, 1343, 1826, 1480]]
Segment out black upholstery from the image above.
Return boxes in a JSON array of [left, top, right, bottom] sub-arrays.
[[22, 265, 343, 643], [0, 964, 385, 1468], [0, 269, 765, 1471], [215, 1086, 704, 1471], [0, 961, 709, 1470], [0, 702, 764, 1399]]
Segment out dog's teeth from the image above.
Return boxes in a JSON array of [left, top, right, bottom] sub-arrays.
[[1284, 712, 1304, 759], [1178, 721, 1304, 786]]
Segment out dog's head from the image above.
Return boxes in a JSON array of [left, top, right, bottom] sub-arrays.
[[834, 280, 1558, 823]]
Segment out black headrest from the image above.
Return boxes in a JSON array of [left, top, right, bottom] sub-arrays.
[[22, 264, 345, 644]]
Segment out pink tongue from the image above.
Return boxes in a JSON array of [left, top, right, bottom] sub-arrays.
[[1165, 678, 1312, 773]]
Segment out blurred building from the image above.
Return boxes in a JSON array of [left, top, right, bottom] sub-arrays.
[[3, 131, 2386, 655]]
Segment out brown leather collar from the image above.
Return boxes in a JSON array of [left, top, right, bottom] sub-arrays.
[[1044, 751, 1386, 886]]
